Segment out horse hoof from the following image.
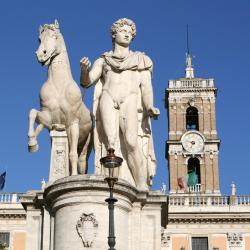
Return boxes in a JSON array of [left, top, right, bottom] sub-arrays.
[[28, 137, 39, 152], [28, 144, 39, 153], [28, 143, 39, 153]]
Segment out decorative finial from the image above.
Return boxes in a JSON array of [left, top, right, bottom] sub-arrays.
[[161, 182, 167, 193], [231, 181, 236, 196], [41, 178, 46, 190], [185, 25, 194, 78]]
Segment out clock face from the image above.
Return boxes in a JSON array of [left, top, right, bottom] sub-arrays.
[[182, 132, 204, 153]]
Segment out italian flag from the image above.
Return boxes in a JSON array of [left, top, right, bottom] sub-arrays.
[[178, 171, 198, 189]]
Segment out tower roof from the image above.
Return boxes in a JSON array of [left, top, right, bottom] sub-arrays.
[[185, 25, 194, 79]]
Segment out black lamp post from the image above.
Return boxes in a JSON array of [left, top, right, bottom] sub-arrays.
[[100, 148, 123, 250]]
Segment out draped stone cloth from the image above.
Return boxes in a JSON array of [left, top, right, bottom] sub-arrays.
[[93, 51, 156, 186], [102, 50, 153, 72]]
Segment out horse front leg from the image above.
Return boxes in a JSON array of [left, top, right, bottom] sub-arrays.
[[28, 109, 41, 152], [68, 122, 79, 175], [28, 109, 51, 152]]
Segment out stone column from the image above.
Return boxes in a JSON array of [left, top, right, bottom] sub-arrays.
[[41, 207, 51, 250], [203, 100, 210, 137], [169, 103, 177, 140], [49, 215, 54, 250], [213, 153, 220, 193], [130, 202, 142, 250], [200, 158, 206, 193], [20, 192, 43, 250], [210, 99, 217, 139], [169, 154, 177, 193], [141, 202, 162, 250], [177, 154, 186, 193], [49, 130, 69, 182], [204, 153, 212, 193]]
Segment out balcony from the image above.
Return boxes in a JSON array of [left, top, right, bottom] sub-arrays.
[[168, 195, 250, 213], [168, 78, 214, 89], [188, 184, 202, 193], [0, 193, 22, 203]]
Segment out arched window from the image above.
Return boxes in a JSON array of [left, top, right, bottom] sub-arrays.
[[187, 157, 201, 185], [186, 107, 199, 130]]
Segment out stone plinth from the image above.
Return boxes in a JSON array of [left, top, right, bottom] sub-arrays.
[[43, 175, 165, 250], [49, 130, 69, 182]]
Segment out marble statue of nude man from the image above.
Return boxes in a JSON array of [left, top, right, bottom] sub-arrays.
[[80, 18, 159, 189]]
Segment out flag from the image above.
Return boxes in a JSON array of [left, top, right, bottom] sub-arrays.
[[177, 176, 188, 189], [0, 172, 6, 190], [187, 171, 198, 187]]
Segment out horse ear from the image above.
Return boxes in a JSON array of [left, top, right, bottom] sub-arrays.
[[39, 25, 43, 34], [54, 19, 60, 29]]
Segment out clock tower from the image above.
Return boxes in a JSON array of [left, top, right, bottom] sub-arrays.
[[165, 52, 220, 194]]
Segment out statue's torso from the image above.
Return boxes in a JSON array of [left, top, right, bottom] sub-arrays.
[[98, 51, 152, 105], [102, 67, 141, 104]]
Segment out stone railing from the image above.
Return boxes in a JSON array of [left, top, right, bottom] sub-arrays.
[[188, 184, 202, 193], [168, 195, 250, 207], [0, 193, 22, 203], [168, 78, 214, 89], [236, 196, 250, 205]]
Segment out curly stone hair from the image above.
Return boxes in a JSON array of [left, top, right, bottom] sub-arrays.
[[111, 18, 137, 42]]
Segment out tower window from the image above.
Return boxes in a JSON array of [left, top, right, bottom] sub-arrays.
[[187, 157, 201, 185], [186, 107, 199, 130]]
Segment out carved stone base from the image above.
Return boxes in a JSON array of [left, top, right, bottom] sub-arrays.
[[49, 130, 69, 182], [43, 175, 165, 250]]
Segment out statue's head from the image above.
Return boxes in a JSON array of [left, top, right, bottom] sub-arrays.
[[111, 18, 136, 46], [36, 20, 63, 66]]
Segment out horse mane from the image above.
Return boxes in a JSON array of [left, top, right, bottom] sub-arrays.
[[39, 23, 60, 35]]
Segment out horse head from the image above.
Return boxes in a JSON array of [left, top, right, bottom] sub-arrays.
[[36, 20, 63, 66]]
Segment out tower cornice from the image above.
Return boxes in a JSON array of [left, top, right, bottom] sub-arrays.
[[167, 87, 217, 93]]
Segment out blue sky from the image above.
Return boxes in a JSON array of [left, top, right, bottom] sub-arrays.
[[0, 0, 249, 195]]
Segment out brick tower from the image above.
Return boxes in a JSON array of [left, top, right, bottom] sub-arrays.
[[165, 52, 220, 194]]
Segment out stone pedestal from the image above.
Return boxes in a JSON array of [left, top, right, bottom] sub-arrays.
[[49, 130, 69, 182], [43, 175, 165, 250]]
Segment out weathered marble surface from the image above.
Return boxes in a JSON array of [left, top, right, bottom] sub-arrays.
[[49, 130, 69, 182], [41, 175, 164, 250], [80, 18, 159, 190], [28, 20, 92, 176]]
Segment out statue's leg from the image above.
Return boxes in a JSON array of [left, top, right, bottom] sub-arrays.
[[68, 122, 79, 175], [28, 109, 52, 152], [99, 91, 118, 150], [120, 96, 147, 190]]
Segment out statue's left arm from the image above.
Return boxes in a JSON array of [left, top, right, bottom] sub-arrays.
[[140, 60, 160, 119]]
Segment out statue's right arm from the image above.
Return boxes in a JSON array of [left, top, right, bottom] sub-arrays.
[[80, 57, 104, 88]]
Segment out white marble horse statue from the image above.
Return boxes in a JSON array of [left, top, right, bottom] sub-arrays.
[[28, 20, 93, 175]]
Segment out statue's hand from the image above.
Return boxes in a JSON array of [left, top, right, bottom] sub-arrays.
[[80, 57, 91, 71], [148, 107, 160, 120]]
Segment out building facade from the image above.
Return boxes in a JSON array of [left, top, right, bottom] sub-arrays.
[[0, 193, 26, 250]]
